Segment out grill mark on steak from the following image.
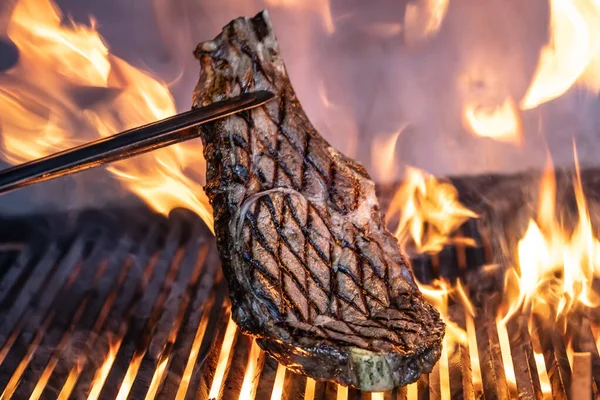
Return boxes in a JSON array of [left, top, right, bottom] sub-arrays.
[[193, 10, 445, 391]]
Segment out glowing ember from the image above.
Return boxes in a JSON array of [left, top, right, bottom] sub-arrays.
[[0, 0, 213, 230], [386, 166, 477, 254], [463, 98, 522, 145]]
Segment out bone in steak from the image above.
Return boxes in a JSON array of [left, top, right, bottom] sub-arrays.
[[192, 10, 445, 391]]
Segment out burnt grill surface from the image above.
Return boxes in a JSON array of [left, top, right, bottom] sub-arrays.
[[0, 204, 596, 399]]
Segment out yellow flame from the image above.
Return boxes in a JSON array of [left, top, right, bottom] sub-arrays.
[[208, 317, 238, 400], [463, 98, 522, 146], [270, 364, 287, 400], [370, 127, 406, 184], [534, 352, 553, 398], [404, 0, 450, 45], [418, 279, 473, 351], [521, 0, 600, 109], [239, 339, 263, 400], [386, 166, 477, 254], [501, 144, 600, 325], [0, 0, 213, 230]]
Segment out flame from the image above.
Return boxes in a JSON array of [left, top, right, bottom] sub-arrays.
[[534, 351, 553, 397], [86, 339, 120, 400], [521, 0, 600, 109], [304, 379, 316, 400], [463, 98, 522, 146], [495, 321, 518, 396], [403, 0, 450, 45], [418, 279, 473, 349], [265, 0, 335, 34], [208, 316, 238, 400], [386, 166, 477, 254], [500, 144, 600, 324], [0, 0, 213, 230], [271, 364, 287, 400], [176, 298, 213, 400], [239, 339, 264, 400], [370, 127, 406, 184], [464, 313, 483, 395], [144, 353, 170, 400]]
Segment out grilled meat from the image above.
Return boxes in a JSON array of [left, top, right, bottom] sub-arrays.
[[193, 10, 445, 391]]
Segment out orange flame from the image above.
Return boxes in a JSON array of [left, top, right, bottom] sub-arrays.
[[500, 144, 600, 325], [386, 166, 477, 254], [521, 0, 600, 109], [271, 363, 287, 400], [208, 317, 238, 400], [463, 98, 522, 146], [239, 339, 264, 400], [418, 279, 473, 349], [370, 127, 406, 184], [0, 0, 213, 230], [403, 0, 450, 45]]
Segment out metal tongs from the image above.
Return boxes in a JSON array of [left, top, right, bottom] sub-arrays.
[[0, 90, 274, 195]]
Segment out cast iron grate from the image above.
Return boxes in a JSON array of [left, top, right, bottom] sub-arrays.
[[0, 208, 596, 399]]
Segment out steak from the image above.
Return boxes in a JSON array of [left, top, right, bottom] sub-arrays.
[[193, 10, 445, 391]]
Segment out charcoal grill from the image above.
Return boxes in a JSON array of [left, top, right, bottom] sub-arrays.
[[0, 170, 598, 400]]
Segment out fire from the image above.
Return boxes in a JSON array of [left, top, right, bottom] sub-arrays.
[[521, 0, 600, 109], [271, 364, 287, 400], [239, 339, 264, 400], [370, 127, 406, 184], [403, 0, 450, 45], [386, 166, 477, 254], [0, 0, 213, 229], [418, 280, 473, 348], [208, 316, 238, 400], [463, 98, 522, 146], [500, 146, 600, 324], [85, 336, 122, 400]]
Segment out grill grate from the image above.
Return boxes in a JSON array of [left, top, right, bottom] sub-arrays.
[[0, 210, 597, 399]]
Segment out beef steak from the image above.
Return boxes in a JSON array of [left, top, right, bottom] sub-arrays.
[[193, 10, 445, 391]]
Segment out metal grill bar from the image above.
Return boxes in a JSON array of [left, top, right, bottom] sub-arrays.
[[0, 212, 596, 399]]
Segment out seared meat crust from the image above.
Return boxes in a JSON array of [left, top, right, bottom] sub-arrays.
[[193, 10, 444, 391]]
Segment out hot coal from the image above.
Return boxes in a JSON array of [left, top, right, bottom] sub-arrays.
[[193, 10, 445, 391]]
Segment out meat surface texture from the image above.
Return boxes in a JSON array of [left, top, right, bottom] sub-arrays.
[[193, 10, 445, 391]]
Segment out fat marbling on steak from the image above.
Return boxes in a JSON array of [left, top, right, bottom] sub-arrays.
[[192, 10, 445, 391]]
